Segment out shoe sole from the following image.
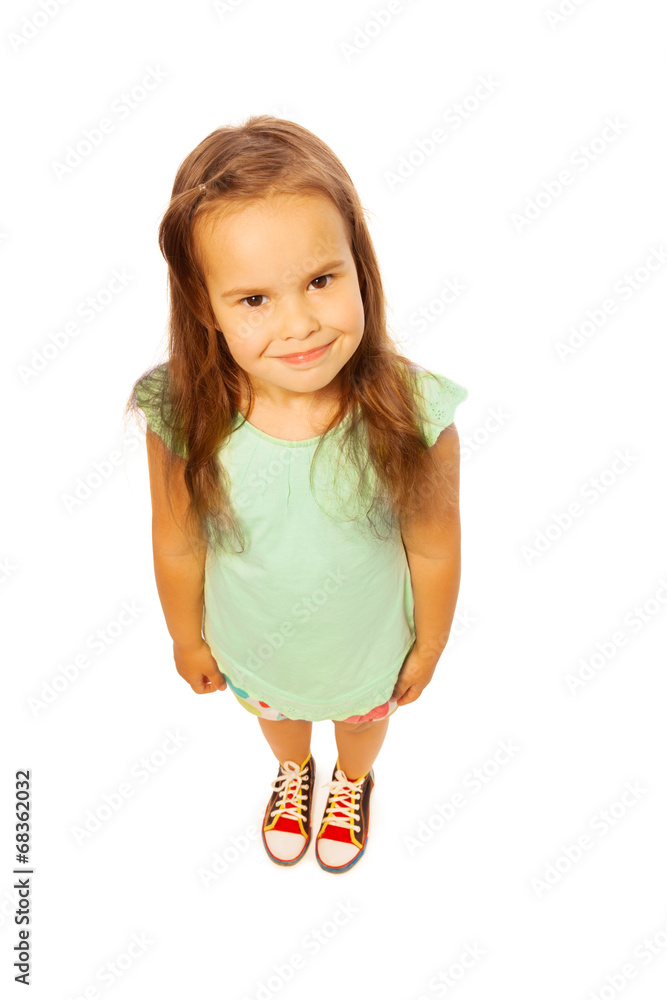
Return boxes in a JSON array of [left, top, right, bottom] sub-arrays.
[[262, 758, 316, 867]]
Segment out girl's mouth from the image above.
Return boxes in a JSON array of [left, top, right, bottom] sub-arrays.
[[275, 340, 333, 366]]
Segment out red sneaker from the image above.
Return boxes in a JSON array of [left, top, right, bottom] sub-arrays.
[[316, 759, 374, 873], [262, 753, 316, 866]]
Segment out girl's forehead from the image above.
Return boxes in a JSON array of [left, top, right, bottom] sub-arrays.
[[200, 190, 340, 236], [196, 192, 349, 276]]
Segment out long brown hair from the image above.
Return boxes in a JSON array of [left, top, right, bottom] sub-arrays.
[[125, 115, 458, 553]]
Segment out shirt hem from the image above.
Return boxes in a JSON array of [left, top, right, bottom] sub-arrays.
[[206, 639, 417, 722]]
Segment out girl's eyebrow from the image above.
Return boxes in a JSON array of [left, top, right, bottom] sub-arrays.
[[220, 259, 347, 299]]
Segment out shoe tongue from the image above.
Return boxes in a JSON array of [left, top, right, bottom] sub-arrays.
[[321, 822, 355, 843], [272, 785, 304, 834]]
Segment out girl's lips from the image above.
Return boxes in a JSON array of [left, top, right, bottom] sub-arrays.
[[275, 341, 332, 365]]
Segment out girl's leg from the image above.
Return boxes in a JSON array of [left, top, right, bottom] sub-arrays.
[[332, 717, 390, 781], [257, 717, 313, 767]]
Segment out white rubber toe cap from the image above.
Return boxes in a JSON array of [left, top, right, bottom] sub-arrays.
[[316, 838, 359, 868], [264, 830, 307, 863]]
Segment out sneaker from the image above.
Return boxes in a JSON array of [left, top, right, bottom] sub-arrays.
[[262, 752, 316, 866], [315, 758, 374, 873]]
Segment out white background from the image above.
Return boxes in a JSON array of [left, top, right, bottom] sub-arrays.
[[3, 0, 667, 997]]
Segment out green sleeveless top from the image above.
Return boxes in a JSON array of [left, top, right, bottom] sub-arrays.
[[135, 366, 468, 720]]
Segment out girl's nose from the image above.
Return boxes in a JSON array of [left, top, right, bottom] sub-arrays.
[[277, 296, 319, 339]]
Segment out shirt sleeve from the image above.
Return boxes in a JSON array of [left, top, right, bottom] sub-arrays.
[[413, 370, 469, 447], [134, 364, 188, 459]]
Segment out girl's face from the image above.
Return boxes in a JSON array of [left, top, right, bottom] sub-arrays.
[[196, 191, 365, 408]]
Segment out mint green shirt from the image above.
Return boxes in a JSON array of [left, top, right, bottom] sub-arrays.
[[136, 367, 468, 721]]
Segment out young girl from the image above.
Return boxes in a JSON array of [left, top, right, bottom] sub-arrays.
[[127, 115, 468, 874]]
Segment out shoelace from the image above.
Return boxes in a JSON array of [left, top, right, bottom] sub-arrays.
[[270, 760, 310, 824], [321, 768, 363, 832]]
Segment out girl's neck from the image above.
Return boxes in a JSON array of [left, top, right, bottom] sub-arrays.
[[237, 376, 346, 439], [239, 374, 342, 417]]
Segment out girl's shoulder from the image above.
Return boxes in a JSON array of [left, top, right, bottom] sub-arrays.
[[408, 365, 469, 447], [134, 362, 169, 424], [133, 363, 187, 457]]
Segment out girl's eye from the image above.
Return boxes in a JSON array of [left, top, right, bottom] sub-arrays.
[[309, 273, 334, 290], [241, 294, 268, 309]]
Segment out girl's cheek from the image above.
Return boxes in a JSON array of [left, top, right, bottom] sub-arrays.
[[235, 310, 271, 345], [333, 297, 365, 334]]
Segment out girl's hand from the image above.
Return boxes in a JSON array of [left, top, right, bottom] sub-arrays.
[[391, 645, 438, 707], [173, 640, 227, 695]]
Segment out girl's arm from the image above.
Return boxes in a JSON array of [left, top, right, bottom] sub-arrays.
[[394, 424, 462, 704], [146, 428, 226, 694], [403, 549, 461, 666]]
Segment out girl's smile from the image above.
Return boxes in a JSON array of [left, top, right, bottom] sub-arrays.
[[272, 338, 334, 364]]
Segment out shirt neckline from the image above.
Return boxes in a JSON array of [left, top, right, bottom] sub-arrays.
[[232, 408, 352, 448]]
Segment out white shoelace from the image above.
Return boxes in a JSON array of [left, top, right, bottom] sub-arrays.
[[321, 768, 363, 832], [270, 760, 310, 824]]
